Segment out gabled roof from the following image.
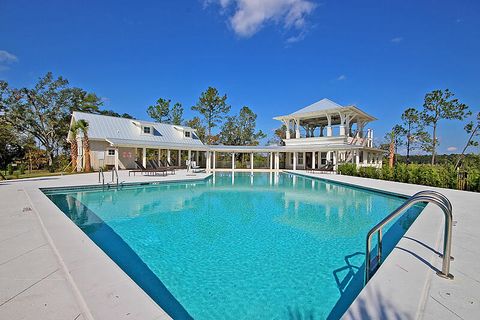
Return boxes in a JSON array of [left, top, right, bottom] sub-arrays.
[[290, 98, 343, 115], [70, 112, 203, 146], [273, 98, 376, 122]]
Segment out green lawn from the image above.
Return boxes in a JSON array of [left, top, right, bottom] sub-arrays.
[[1, 170, 76, 180]]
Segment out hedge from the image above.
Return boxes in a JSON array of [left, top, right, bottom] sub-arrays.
[[337, 163, 480, 192]]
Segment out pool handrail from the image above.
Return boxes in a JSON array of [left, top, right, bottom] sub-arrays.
[[99, 167, 104, 186], [112, 166, 119, 188], [364, 190, 454, 285]]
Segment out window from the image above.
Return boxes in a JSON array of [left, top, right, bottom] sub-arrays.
[[184, 131, 191, 138], [107, 149, 115, 156], [143, 126, 151, 134], [298, 153, 304, 165]]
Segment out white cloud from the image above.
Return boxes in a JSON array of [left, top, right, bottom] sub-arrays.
[[206, 0, 316, 38], [0, 50, 18, 72], [447, 146, 457, 152], [390, 37, 403, 43], [337, 74, 347, 81], [0, 50, 18, 63]]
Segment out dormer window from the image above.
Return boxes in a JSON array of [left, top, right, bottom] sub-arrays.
[[184, 131, 191, 138], [143, 126, 151, 134]]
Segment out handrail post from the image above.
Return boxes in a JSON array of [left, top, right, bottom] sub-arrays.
[[377, 229, 382, 265], [438, 205, 454, 279], [365, 232, 373, 285], [364, 191, 454, 285]]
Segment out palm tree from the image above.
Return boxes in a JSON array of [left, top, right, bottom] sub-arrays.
[[69, 120, 79, 172], [76, 119, 91, 172]]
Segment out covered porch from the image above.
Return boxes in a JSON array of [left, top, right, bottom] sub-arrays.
[[103, 138, 209, 171]]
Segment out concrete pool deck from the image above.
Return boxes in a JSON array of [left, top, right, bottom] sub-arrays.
[[0, 170, 479, 319], [288, 171, 480, 320], [0, 170, 210, 320]]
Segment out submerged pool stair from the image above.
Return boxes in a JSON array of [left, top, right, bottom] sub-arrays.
[[364, 190, 454, 285]]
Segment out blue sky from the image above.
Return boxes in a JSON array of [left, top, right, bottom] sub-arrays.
[[1, 0, 479, 153]]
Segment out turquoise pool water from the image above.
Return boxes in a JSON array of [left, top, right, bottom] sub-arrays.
[[45, 173, 424, 319]]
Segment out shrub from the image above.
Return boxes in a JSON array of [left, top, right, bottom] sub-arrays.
[[338, 163, 357, 176], [380, 165, 393, 181], [393, 163, 408, 183], [337, 162, 479, 192], [467, 169, 480, 192], [19, 164, 25, 175], [7, 164, 14, 175], [358, 166, 379, 179]]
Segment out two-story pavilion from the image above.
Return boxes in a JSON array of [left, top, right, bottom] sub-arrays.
[[69, 98, 383, 173]]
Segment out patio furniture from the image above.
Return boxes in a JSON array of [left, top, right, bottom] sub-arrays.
[[189, 160, 203, 173], [129, 160, 168, 176], [149, 159, 175, 175], [307, 163, 335, 174], [166, 159, 186, 169]]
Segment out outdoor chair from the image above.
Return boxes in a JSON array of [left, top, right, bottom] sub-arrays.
[[128, 160, 168, 176], [308, 163, 335, 174]]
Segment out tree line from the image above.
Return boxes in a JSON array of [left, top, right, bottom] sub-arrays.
[[0, 72, 135, 170], [0, 72, 266, 172], [145, 86, 266, 146], [382, 89, 478, 169]]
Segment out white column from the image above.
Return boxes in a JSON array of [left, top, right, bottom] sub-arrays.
[[188, 149, 192, 162], [178, 150, 181, 166], [363, 150, 368, 166], [339, 113, 346, 136], [345, 115, 352, 137], [250, 152, 254, 172], [285, 120, 291, 140], [326, 114, 332, 137], [231, 152, 235, 170], [158, 148, 161, 164], [293, 152, 297, 170], [355, 150, 360, 167], [295, 119, 300, 138], [275, 152, 279, 171], [269, 152, 273, 171], [333, 151, 338, 172], [196, 151, 199, 164], [206, 151, 211, 171], [114, 147, 119, 171], [142, 147, 147, 168], [303, 152, 306, 169], [167, 149, 171, 164], [312, 152, 316, 169], [327, 151, 331, 163], [213, 151, 216, 170]]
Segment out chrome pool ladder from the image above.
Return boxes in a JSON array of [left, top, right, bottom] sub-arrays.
[[364, 190, 454, 285], [98, 167, 105, 186], [111, 167, 119, 188]]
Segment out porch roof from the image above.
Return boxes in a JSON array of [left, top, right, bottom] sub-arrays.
[[105, 138, 209, 150], [104, 138, 383, 153], [273, 98, 377, 124]]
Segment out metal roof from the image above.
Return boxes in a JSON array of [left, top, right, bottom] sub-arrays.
[[273, 98, 376, 122], [105, 138, 208, 150], [291, 98, 343, 115], [72, 112, 204, 146]]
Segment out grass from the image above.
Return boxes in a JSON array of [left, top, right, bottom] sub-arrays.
[[1, 170, 76, 180]]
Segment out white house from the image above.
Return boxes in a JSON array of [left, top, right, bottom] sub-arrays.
[[69, 98, 383, 172]]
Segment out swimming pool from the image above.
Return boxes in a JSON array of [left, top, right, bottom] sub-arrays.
[[44, 172, 424, 319]]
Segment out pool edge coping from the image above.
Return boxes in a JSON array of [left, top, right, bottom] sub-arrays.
[[19, 171, 479, 319], [284, 171, 474, 320], [23, 174, 214, 320]]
